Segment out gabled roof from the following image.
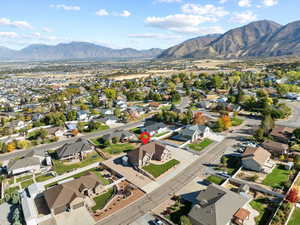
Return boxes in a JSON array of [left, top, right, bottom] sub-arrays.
[[56, 138, 93, 158], [102, 130, 134, 141], [270, 125, 294, 140], [189, 184, 248, 225], [44, 172, 103, 209], [242, 147, 271, 166], [127, 142, 166, 164], [7, 156, 40, 171]]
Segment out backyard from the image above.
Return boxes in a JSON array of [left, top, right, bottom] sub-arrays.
[[262, 165, 290, 189], [250, 198, 274, 225], [102, 143, 135, 155], [143, 159, 180, 178], [52, 152, 103, 175], [205, 175, 225, 185], [232, 117, 244, 126], [288, 207, 300, 225], [188, 138, 213, 152]]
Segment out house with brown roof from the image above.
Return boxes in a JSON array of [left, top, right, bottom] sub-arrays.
[[262, 140, 289, 156], [43, 172, 105, 215], [242, 147, 273, 172], [270, 125, 294, 144], [127, 142, 171, 169]]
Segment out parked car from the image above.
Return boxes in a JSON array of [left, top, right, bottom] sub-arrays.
[[151, 218, 164, 225]]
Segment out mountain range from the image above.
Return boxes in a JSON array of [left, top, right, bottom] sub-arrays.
[[158, 20, 300, 59], [1, 19, 300, 61], [0, 42, 163, 61]]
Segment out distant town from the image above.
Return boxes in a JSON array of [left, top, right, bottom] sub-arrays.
[[0, 58, 300, 225]]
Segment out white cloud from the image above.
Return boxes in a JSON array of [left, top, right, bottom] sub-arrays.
[[0, 18, 33, 29], [42, 27, 53, 33], [128, 33, 182, 40], [120, 10, 131, 17], [181, 4, 229, 17], [231, 11, 257, 23], [0, 32, 18, 38], [96, 9, 109, 16], [219, 0, 228, 3], [145, 14, 224, 34], [238, 0, 251, 7], [262, 0, 278, 7], [50, 4, 80, 11]]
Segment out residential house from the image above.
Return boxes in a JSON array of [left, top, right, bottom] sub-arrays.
[[101, 130, 136, 143], [242, 147, 273, 172], [6, 150, 46, 175], [76, 110, 89, 121], [262, 140, 289, 156], [47, 127, 66, 137], [270, 125, 294, 144], [56, 138, 94, 161], [127, 142, 172, 169], [172, 125, 211, 142], [98, 115, 118, 125], [44, 172, 105, 215], [140, 122, 169, 136], [188, 183, 250, 225]]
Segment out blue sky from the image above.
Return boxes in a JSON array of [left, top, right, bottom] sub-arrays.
[[0, 0, 299, 50]]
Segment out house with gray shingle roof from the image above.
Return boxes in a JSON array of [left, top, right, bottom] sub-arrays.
[[6, 150, 46, 175], [188, 184, 249, 225], [172, 125, 211, 142], [56, 138, 94, 161]]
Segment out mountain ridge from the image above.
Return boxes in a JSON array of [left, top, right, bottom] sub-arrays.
[[158, 20, 300, 59], [0, 42, 163, 60]]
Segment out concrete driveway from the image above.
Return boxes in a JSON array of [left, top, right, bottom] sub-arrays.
[[54, 207, 95, 225]]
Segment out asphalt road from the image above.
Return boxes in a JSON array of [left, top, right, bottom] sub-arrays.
[[277, 100, 300, 128], [0, 121, 144, 162], [96, 119, 258, 225]]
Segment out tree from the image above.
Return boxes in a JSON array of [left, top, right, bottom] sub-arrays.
[[193, 112, 206, 125], [104, 88, 117, 100], [7, 142, 16, 152], [71, 129, 79, 136], [16, 140, 30, 149], [66, 110, 77, 121], [286, 188, 298, 203], [218, 114, 232, 131], [114, 108, 121, 118], [293, 128, 300, 140], [180, 216, 192, 225]]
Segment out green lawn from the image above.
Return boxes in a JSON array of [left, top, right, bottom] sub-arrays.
[[154, 131, 171, 138], [250, 198, 273, 225], [262, 165, 290, 189], [143, 159, 180, 178], [92, 188, 114, 212], [205, 175, 225, 185], [53, 152, 103, 175], [232, 117, 244, 126], [16, 174, 33, 183], [45, 168, 110, 188], [21, 179, 34, 189], [103, 143, 135, 155], [35, 174, 54, 182], [288, 208, 300, 225], [188, 139, 213, 151], [166, 200, 192, 225], [130, 127, 141, 134]]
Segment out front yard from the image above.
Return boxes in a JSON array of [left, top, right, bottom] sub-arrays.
[[52, 152, 103, 175], [92, 188, 115, 212], [164, 199, 192, 225], [143, 159, 180, 178], [188, 138, 213, 152], [262, 165, 290, 189]]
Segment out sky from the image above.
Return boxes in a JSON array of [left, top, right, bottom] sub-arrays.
[[0, 0, 299, 50]]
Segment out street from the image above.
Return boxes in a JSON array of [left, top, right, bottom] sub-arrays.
[[277, 100, 300, 128], [0, 121, 144, 162], [96, 118, 259, 225]]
